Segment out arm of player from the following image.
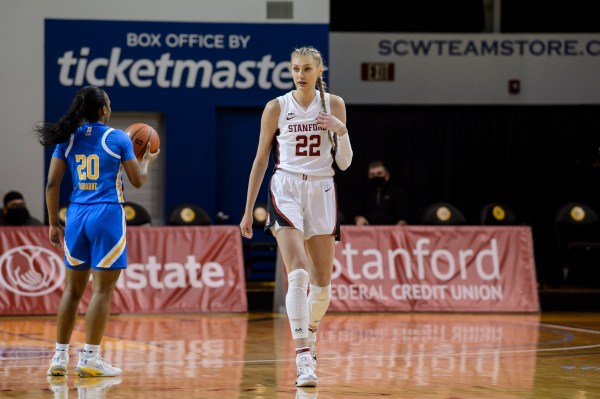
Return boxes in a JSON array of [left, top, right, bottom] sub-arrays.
[[240, 99, 280, 239], [123, 143, 160, 188], [316, 95, 353, 171], [46, 157, 66, 249], [335, 133, 353, 171]]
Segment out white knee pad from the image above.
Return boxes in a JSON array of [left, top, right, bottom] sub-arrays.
[[286, 269, 309, 339], [308, 284, 331, 330]]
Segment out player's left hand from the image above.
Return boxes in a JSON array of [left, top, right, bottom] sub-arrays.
[[316, 112, 346, 136]]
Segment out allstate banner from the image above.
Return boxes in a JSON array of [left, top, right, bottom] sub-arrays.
[[330, 226, 539, 312], [0, 226, 247, 315]]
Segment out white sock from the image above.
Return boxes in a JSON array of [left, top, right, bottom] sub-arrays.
[[83, 343, 100, 357], [56, 343, 69, 352], [286, 269, 309, 340]]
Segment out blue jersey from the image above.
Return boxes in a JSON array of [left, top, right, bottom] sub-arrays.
[[52, 122, 136, 204]]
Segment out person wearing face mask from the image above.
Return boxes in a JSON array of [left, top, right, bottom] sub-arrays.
[[354, 161, 409, 226], [1, 191, 43, 226]]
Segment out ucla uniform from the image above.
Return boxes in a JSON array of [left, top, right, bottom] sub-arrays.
[[266, 91, 340, 240], [52, 122, 136, 270]]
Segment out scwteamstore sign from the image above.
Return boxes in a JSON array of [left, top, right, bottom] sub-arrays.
[[330, 32, 600, 104]]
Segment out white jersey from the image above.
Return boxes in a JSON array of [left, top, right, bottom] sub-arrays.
[[273, 91, 336, 177]]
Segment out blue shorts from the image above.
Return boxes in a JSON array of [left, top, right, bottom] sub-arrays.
[[64, 203, 127, 270]]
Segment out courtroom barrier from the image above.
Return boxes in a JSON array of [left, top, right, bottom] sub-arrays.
[[275, 226, 539, 313], [0, 226, 247, 315]]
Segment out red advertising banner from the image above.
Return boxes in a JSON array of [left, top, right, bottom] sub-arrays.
[[329, 226, 539, 312], [0, 226, 247, 315]]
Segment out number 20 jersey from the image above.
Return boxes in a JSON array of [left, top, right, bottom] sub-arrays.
[[52, 122, 136, 204], [272, 91, 335, 177]]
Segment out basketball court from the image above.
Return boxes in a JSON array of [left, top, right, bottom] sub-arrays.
[[2, 311, 600, 398]]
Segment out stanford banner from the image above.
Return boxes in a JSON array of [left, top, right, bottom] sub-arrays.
[[0, 226, 247, 315], [328, 226, 539, 312]]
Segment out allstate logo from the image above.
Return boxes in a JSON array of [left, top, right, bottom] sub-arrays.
[[0, 245, 64, 297]]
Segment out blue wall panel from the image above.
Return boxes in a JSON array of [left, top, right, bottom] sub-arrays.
[[44, 19, 328, 220]]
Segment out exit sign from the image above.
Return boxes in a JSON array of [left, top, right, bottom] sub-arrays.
[[361, 63, 395, 81]]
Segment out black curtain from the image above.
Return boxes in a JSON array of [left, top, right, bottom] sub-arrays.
[[336, 105, 600, 284]]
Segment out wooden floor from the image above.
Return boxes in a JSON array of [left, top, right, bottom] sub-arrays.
[[2, 311, 600, 398]]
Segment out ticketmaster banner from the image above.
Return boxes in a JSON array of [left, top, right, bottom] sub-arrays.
[[45, 19, 327, 105], [44, 19, 327, 219], [330, 32, 600, 104]]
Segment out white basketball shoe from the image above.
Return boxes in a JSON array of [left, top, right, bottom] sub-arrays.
[[75, 352, 122, 377], [295, 351, 318, 387], [47, 351, 69, 376]]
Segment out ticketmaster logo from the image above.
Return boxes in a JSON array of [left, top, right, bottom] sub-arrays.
[[57, 47, 294, 89], [0, 246, 65, 297]]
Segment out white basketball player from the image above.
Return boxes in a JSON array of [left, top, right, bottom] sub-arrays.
[[240, 46, 353, 387]]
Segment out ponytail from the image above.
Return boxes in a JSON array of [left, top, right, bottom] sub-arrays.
[[317, 76, 336, 152], [35, 86, 107, 146]]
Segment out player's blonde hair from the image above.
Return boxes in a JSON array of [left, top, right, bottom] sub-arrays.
[[290, 46, 335, 151]]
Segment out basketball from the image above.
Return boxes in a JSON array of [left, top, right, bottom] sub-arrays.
[[125, 123, 160, 160]]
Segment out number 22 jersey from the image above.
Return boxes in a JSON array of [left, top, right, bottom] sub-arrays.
[[272, 91, 335, 177]]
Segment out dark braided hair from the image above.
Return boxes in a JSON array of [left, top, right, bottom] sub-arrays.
[[35, 86, 107, 146]]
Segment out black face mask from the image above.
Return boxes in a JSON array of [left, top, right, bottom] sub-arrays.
[[4, 207, 30, 225], [369, 176, 386, 190]]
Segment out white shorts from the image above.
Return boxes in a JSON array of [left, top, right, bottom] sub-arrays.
[[266, 169, 340, 240]]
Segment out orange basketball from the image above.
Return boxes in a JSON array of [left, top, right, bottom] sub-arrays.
[[125, 123, 160, 161]]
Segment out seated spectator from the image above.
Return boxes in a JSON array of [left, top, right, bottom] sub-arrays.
[[2, 191, 43, 226], [355, 161, 410, 226]]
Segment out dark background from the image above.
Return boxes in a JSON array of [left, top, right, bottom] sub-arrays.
[[329, 0, 600, 286]]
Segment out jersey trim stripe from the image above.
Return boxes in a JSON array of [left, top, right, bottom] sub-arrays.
[[269, 178, 296, 228], [101, 128, 120, 159], [332, 181, 339, 236], [64, 135, 75, 158], [97, 208, 126, 268], [64, 239, 85, 266], [116, 168, 124, 203], [272, 129, 281, 171]]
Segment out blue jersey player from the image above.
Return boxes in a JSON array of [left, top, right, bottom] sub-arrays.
[[36, 86, 159, 378]]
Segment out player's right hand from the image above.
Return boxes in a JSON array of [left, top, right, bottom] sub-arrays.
[[240, 213, 253, 239], [142, 143, 160, 162]]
